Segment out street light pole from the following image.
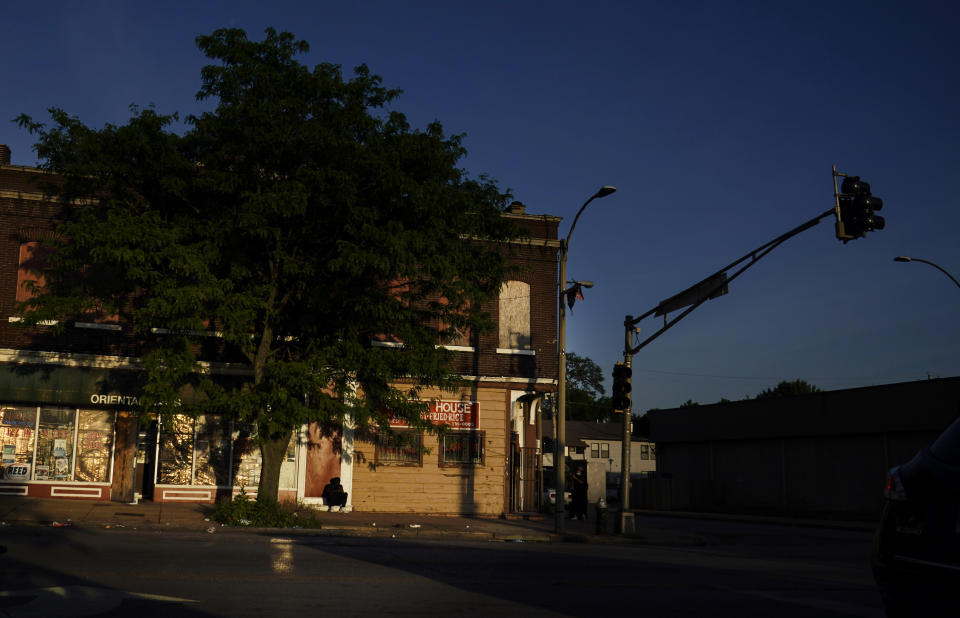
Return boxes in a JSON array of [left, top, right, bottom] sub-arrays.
[[894, 256, 960, 289], [556, 185, 616, 535]]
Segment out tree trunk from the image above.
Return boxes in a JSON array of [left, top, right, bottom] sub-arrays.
[[257, 431, 292, 502]]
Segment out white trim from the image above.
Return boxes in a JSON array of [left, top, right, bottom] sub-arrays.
[[74, 322, 122, 332], [150, 327, 223, 338], [341, 414, 355, 511], [0, 485, 28, 496], [371, 340, 404, 348], [51, 485, 104, 499], [295, 423, 308, 502], [8, 317, 58, 326], [0, 479, 112, 486], [0, 347, 141, 368], [159, 488, 214, 501], [459, 375, 557, 385], [0, 347, 254, 376], [496, 348, 536, 356], [374, 341, 478, 352], [510, 391, 527, 447], [438, 345, 476, 352]]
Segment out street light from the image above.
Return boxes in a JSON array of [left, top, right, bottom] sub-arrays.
[[556, 185, 616, 534], [893, 256, 960, 289]]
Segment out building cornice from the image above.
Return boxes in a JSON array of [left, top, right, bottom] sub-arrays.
[[0, 348, 253, 375]]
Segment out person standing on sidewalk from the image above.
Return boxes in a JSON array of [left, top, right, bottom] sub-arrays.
[[570, 467, 588, 521]]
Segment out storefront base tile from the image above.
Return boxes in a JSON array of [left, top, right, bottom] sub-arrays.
[[0, 482, 109, 500]]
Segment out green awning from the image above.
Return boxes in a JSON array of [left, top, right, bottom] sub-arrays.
[[0, 363, 142, 407]]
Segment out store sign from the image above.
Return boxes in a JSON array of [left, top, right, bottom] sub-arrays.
[[388, 401, 479, 430], [89, 394, 140, 406], [1, 409, 34, 427], [4, 463, 30, 481]]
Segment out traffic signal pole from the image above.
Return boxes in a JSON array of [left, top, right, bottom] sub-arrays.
[[619, 322, 634, 533], [617, 204, 844, 530], [625, 207, 835, 356]]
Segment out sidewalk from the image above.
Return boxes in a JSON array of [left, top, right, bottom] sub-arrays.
[[0, 495, 704, 545]]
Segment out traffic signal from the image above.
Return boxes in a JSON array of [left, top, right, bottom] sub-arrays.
[[836, 174, 884, 242], [612, 363, 632, 411]]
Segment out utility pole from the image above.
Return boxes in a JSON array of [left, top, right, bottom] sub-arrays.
[[555, 185, 616, 535]]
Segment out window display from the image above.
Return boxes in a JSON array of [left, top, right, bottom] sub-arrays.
[[75, 410, 115, 483], [0, 406, 37, 472], [35, 407, 76, 481], [158, 415, 194, 485], [231, 422, 261, 489], [194, 415, 230, 486], [153, 414, 268, 489]]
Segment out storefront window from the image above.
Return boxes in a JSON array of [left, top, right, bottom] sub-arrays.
[[440, 431, 484, 466], [279, 432, 298, 490], [158, 415, 194, 485], [376, 431, 422, 466], [232, 422, 261, 489], [1, 405, 37, 465], [75, 410, 115, 482], [35, 407, 76, 481], [194, 415, 230, 486], [157, 414, 235, 486]]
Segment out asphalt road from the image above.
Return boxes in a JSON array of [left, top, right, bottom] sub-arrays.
[[0, 520, 884, 617]]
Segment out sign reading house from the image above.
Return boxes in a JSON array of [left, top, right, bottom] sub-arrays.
[[388, 400, 479, 430]]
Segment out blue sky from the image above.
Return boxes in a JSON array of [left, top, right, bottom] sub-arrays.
[[3, 1, 958, 411]]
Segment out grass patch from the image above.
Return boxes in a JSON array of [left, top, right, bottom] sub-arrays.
[[210, 489, 323, 529]]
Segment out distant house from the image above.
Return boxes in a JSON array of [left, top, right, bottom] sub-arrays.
[[542, 420, 656, 505]]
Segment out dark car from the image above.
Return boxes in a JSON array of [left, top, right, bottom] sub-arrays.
[[873, 415, 960, 617]]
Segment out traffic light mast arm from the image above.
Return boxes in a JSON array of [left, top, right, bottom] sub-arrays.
[[832, 164, 845, 237], [625, 207, 836, 356]]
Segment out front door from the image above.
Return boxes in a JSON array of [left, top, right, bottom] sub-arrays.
[[110, 411, 138, 502], [134, 420, 157, 500]]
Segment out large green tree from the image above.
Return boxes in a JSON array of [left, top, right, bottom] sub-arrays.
[[16, 28, 517, 500]]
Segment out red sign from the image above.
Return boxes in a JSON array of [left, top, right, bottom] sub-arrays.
[[388, 401, 479, 430]]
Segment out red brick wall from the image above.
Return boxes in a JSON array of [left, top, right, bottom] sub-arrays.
[[1, 163, 560, 389]]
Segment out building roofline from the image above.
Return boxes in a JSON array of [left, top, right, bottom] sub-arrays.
[[502, 212, 562, 223]]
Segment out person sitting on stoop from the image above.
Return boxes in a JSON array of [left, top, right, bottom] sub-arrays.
[[321, 477, 348, 511]]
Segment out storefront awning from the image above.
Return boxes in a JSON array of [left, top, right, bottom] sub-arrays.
[[0, 363, 143, 407]]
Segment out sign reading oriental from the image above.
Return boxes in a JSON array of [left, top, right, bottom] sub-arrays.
[[388, 401, 479, 430]]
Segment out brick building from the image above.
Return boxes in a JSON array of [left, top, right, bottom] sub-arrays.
[[0, 144, 559, 514]]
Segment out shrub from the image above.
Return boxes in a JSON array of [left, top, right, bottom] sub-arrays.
[[210, 489, 323, 529]]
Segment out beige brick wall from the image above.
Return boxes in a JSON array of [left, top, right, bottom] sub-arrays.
[[351, 385, 509, 514]]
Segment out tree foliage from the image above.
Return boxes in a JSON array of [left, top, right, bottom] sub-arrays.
[[544, 353, 612, 422], [755, 379, 821, 399], [566, 352, 605, 400], [16, 28, 517, 499]]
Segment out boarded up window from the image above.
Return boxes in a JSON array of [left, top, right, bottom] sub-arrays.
[[499, 280, 531, 349]]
